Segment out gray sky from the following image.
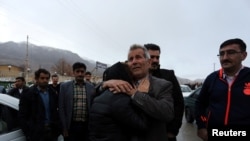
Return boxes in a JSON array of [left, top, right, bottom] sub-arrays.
[[1, 0, 250, 80]]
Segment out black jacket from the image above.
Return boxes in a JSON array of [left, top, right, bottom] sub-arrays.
[[89, 62, 150, 141], [7, 85, 29, 99], [151, 68, 184, 135], [19, 86, 60, 141], [89, 90, 150, 141]]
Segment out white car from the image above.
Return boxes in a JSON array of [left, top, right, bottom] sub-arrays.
[[180, 84, 193, 97], [0, 93, 63, 141], [0, 93, 26, 141]]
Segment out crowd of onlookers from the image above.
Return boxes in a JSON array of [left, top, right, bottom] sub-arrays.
[[1, 38, 250, 141]]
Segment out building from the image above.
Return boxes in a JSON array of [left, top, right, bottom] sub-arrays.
[[0, 65, 25, 81]]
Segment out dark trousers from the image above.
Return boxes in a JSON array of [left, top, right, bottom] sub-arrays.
[[64, 121, 88, 141], [168, 137, 177, 141], [28, 125, 58, 141], [39, 125, 58, 141]]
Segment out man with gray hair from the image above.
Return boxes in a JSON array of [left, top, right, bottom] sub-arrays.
[[101, 44, 174, 141]]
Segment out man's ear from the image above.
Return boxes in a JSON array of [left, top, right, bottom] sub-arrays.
[[148, 58, 152, 65], [241, 52, 247, 61]]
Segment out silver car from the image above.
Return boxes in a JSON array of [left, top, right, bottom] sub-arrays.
[[180, 84, 193, 97], [0, 93, 26, 141], [0, 94, 63, 141]]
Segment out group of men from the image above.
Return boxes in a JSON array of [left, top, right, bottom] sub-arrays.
[[89, 44, 182, 141], [7, 43, 183, 141], [3, 38, 249, 141]]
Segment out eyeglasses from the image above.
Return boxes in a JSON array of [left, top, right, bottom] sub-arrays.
[[217, 50, 242, 57]]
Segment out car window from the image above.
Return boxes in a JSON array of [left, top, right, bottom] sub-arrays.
[[190, 88, 201, 99], [0, 104, 19, 135], [181, 86, 192, 92]]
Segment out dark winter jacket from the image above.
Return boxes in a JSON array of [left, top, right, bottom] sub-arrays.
[[89, 90, 150, 141], [19, 86, 60, 141], [7, 85, 29, 99], [89, 62, 150, 141], [195, 67, 250, 129], [151, 68, 184, 135]]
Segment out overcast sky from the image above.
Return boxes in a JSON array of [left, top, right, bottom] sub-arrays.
[[0, 0, 250, 80]]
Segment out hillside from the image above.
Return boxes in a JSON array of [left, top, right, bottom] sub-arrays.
[[0, 41, 202, 84], [0, 41, 105, 76]]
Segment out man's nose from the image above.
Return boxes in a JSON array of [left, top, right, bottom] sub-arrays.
[[152, 58, 158, 62]]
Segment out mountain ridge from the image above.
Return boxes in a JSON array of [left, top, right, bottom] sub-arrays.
[[0, 41, 105, 76], [0, 41, 203, 84]]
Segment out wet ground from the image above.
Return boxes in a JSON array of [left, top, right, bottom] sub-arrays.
[[176, 117, 202, 141]]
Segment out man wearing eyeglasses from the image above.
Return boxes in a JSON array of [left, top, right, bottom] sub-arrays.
[[195, 38, 250, 141]]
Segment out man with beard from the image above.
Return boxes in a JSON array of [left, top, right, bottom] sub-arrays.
[[195, 38, 250, 141], [19, 69, 60, 141], [59, 62, 96, 141], [8, 76, 29, 99], [49, 74, 60, 95], [144, 43, 184, 141]]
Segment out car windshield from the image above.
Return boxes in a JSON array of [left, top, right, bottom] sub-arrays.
[[181, 86, 192, 92]]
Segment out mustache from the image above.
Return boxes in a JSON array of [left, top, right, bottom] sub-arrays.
[[151, 62, 159, 66], [221, 60, 231, 64]]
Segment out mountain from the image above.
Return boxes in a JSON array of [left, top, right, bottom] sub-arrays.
[[0, 41, 105, 76], [0, 41, 203, 84]]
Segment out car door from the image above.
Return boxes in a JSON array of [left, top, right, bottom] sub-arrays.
[[0, 94, 64, 141], [188, 88, 201, 118], [0, 103, 26, 141]]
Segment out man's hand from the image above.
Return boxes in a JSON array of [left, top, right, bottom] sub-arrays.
[[102, 80, 133, 93], [197, 128, 208, 141], [137, 78, 149, 93]]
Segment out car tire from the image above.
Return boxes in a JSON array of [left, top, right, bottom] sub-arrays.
[[185, 107, 194, 123]]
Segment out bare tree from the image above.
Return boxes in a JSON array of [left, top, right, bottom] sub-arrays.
[[51, 58, 72, 76]]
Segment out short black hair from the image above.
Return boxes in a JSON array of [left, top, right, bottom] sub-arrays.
[[220, 38, 247, 52], [85, 71, 91, 75], [34, 68, 50, 79], [72, 62, 86, 71], [144, 43, 161, 53], [16, 76, 25, 82], [51, 74, 58, 78], [103, 62, 134, 87]]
